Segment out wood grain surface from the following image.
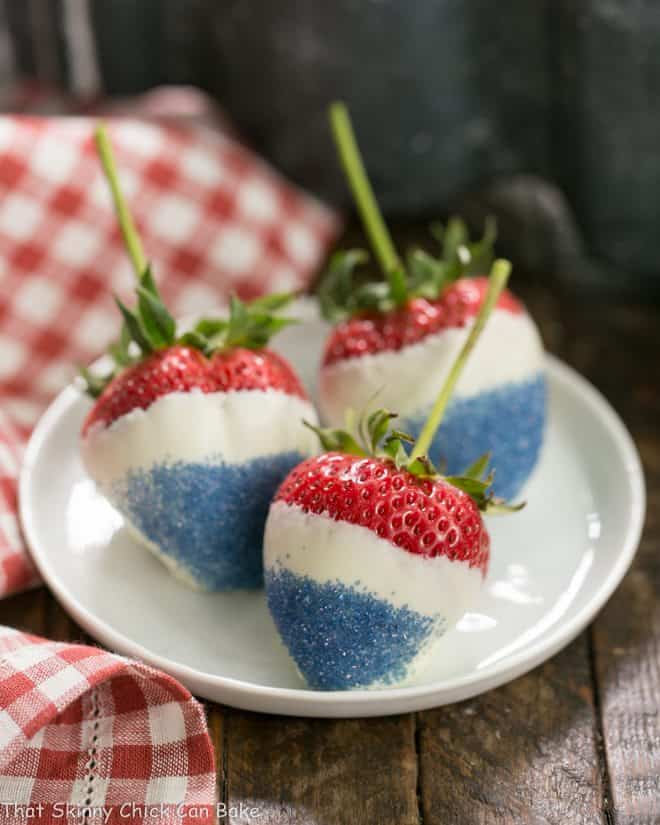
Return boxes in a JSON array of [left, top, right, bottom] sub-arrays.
[[565, 300, 660, 825], [418, 636, 604, 825], [219, 711, 417, 825], [1, 270, 658, 824]]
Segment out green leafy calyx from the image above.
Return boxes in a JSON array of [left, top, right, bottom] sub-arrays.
[[304, 409, 522, 514], [318, 217, 496, 322], [80, 271, 297, 398]]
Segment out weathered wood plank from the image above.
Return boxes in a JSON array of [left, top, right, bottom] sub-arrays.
[[224, 711, 419, 825], [418, 635, 604, 824], [415, 281, 607, 824], [0, 586, 49, 635], [206, 705, 227, 823], [592, 558, 660, 825], [566, 300, 660, 825], [45, 592, 88, 643]]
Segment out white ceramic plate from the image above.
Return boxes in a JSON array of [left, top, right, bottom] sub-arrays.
[[20, 307, 645, 717]]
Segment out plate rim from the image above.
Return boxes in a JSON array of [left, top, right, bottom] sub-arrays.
[[19, 354, 646, 717]]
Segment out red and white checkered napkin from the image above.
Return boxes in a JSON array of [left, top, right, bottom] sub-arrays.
[[0, 113, 339, 599], [0, 626, 216, 823]]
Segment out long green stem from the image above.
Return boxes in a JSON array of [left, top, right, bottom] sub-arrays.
[[410, 259, 511, 461], [94, 123, 146, 278], [329, 101, 401, 281]]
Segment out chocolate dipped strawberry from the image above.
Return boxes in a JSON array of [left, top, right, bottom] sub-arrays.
[[80, 126, 317, 591], [318, 103, 546, 500], [265, 260, 521, 690]]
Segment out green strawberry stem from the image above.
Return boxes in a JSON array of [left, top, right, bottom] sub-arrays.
[[95, 123, 147, 278], [410, 258, 511, 461], [329, 102, 403, 290]]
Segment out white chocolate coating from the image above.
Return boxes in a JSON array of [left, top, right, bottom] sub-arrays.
[[265, 501, 482, 621], [319, 309, 544, 426], [82, 388, 318, 489]]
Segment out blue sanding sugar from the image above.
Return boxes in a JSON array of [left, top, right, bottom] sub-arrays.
[[113, 452, 304, 590], [405, 374, 547, 500], [265, 568, 447, 690]]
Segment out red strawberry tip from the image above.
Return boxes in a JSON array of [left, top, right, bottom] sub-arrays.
[[82, 344, 308, 435], [275, 451, 491, 573], [303, 410, 524, 516]]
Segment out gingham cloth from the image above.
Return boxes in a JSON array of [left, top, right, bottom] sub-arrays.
[[0, 626, 216, 824], [0, 112, 339, 598], [0, 100, 339, 822]]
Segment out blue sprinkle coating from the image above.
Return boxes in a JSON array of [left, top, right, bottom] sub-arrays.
[[113, 452, 304, 590], [404, 374, 546, 500], [265, 568, 447, 690]]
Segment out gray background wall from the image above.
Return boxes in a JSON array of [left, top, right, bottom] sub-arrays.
[[3, 0, 660, 293]]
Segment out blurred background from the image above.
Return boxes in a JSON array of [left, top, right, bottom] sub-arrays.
[[1, 0, 659, 297]]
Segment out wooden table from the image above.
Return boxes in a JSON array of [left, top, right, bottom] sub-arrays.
[[1, 265, 658, 824]]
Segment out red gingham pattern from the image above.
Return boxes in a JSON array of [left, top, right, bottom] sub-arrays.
[[0, 408, 38, 595], [0, 626, 216, 823], [0, 113, 339, 598], [0, 93, 339, 823]]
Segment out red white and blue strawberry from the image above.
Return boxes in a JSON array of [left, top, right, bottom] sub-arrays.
[[265, 261, 521, 690], [318, 103, 546, 501], [80, 126, 317, 591]]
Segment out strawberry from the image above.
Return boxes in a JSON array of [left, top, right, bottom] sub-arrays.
[[80, 125, 317, 592], [265, 261, 522, 690], [317, 102, 547, 501], [322, 278, 523, 366], [274, 452, 490, 572]]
